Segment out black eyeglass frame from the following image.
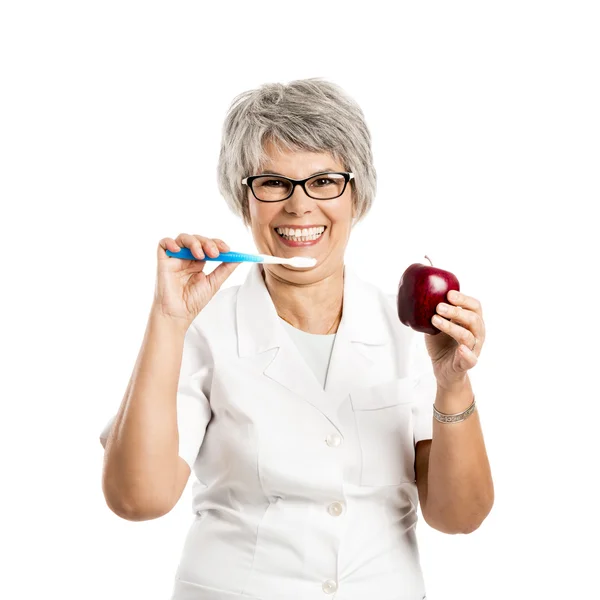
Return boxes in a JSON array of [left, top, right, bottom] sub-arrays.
[[241, 171, 354, 202]]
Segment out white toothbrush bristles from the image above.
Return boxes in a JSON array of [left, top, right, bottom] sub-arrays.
[[288, 256, 317, 267], [258, 254, 317, 267]]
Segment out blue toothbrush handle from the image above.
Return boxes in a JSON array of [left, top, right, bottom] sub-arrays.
[[165, 248, 261, 262]]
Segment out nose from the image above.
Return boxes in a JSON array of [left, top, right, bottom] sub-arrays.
[[284, 183, 316, 216]]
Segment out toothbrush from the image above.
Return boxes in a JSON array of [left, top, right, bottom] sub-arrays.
[[165, 248, 317, 268]]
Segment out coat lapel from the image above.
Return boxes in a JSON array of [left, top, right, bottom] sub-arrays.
[[236, 263, 393, 430], [324, 265, 392, 396]]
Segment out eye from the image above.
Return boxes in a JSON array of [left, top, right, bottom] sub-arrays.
[[312, 178, 336, 187], [258, 178, 286, 188]]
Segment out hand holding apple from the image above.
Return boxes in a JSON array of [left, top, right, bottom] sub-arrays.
[[397, 256, 486, 390]]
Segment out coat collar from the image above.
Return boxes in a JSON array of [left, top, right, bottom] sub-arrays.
[[237, 263, 388, 357], [235, 263, 393, 429]]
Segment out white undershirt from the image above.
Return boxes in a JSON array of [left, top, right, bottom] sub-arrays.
[[278, 317, 336, 389]]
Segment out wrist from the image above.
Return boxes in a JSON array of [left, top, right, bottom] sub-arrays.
[[435, 372, 468, 394], [434, 376, 473, 414], [149, 304, 192, 336]]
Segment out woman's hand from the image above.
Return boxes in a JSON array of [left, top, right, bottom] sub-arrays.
[[153, 233, 241, 327], [424, 290, 486, 391]]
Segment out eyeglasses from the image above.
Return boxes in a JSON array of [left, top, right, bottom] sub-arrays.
[[242, 171, 354, 202]]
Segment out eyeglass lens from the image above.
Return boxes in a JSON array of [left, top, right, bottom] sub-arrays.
[[252, 173, 346, 201]]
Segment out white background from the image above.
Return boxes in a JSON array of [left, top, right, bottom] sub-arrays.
[[1, 1, 598, 598]]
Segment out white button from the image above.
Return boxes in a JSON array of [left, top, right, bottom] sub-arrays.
[[322, 579, 338, 594], [327, 501, 344, 517], [326, 433, 342, 447]]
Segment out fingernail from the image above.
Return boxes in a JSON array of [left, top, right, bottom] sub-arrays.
[[438, 304, 449, 314]]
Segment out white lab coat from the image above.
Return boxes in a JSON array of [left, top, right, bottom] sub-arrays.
[[100, 263, 436, 600]]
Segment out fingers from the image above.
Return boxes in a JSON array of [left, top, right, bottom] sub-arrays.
[[158, 237, 182, 255], [212, 239, 230, 253], [446, 290, 483, 317], [436, 293, 486, 342], [161, 234, 230, 260], [431, 313, 478, 354], [436, 301, 478, 330], [175, 234, 216, 260]]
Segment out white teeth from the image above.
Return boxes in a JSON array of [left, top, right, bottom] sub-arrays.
[[276, 226, 325, 239], [275, 225, 325, 241]]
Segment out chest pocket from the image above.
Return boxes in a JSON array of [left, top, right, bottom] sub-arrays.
[[350, 378, 416, 486]]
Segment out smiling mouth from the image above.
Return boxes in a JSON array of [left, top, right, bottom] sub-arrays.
[[274, 226, 327, 242]]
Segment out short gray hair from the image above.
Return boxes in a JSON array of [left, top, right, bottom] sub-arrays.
[[217, 78, 377, 227]]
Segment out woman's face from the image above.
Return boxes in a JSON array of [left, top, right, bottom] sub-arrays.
[[247, 140, 355, 283]]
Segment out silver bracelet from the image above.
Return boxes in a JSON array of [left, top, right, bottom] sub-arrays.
[[433, 396, 476, 424]]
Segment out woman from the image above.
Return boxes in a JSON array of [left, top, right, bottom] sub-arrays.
[[100, 78, 493, 600]]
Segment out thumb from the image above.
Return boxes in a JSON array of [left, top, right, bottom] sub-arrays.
[[205, 261, 241, 294]]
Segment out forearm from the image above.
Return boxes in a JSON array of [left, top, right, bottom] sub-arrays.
[[101, 306, 188, 518], [422, 376, 494, 533]]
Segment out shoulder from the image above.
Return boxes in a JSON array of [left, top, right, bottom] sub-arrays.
[[346, 266, 417, 351], [376, 287, 433, 382], [353, 272, 426, 361], [377, 283, 415, 347]]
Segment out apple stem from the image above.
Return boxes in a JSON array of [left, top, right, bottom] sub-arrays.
[[424, 255, 433, 267]]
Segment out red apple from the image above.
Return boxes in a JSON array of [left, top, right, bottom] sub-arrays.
[[397, 256, 460, 335]]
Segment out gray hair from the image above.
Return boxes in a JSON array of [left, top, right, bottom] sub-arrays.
[[216, 78, 377, 227]]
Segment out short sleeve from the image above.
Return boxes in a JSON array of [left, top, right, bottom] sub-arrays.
[[175, 322, 213, 469], [98, 321, 213, 471], [409, 331, 437, 445], [99, 414, 116, 443]]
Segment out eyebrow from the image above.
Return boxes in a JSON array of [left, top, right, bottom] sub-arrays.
[[257, 168, 339, 177]]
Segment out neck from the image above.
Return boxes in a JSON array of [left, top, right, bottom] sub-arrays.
[[261, 265, 345, 335]]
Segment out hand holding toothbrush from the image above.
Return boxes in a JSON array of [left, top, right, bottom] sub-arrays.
[[154, 233, 241, 326], [154, 233, 317, 327]]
